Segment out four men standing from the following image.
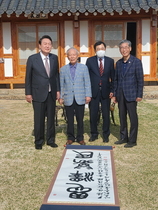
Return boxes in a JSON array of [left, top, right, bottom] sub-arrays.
[[25, 37, 143, 149]]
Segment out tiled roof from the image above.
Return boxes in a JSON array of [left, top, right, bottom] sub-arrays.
[[0, 0, 157, 17]]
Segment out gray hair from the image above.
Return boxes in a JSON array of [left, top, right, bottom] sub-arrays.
[[66, 47, 79, 55], [119, 40, 132, 47]]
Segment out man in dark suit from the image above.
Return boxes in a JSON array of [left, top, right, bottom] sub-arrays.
[[25, 35, 60, 150], [86, 41, 115, 143], [113, 40, 144, 148]]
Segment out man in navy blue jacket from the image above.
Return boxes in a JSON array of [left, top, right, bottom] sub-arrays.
[[113, 40, 144, 148]]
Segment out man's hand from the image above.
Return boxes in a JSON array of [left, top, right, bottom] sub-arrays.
[[56, 91, 60, 100], [136, 97, 142, 102], [59, 98, 64, 105], [85, 97, 91, 104], [109, 92, 113, 98], [112, 97, 117, 103], [25, 95, 32, 103]]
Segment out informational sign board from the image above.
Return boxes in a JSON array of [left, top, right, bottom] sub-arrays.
[[40, 145, 120, 210]]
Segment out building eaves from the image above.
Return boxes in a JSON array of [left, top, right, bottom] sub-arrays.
[[0, 0, 158, 17]]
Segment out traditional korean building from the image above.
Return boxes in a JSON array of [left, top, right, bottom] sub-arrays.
[[0, 0, 158, 88]]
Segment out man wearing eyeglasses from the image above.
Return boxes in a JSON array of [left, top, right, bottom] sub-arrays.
[[113, 40, 144, 148]]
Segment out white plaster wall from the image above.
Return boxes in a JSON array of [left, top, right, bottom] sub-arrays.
[[2, 22, 13, 77], [142, 19, 151, 75], [4, 58, 13, 77], [80, 21, 88, 53], [2, 22, 12, 54], [65, 57, 69, 64], [80, 57, 88, 64], [142, 56, 150, 74], [65, 21, 73, 52], [142, 19, 150, 52]]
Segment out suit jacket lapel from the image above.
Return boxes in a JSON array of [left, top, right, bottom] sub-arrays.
[[123, 55, 133, 77], [49, 54, 54, 77], [36, 53, 48, 77], [103, 56, 107, 75], [65, 64, 72, 82], [117, 60, 123, 78], [94, 56, 100, 76]]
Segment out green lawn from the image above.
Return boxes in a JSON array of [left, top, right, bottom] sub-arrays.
[[0, 99, 158, 210]]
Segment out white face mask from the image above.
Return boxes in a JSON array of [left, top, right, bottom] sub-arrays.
[[96, 50, 105, 58]]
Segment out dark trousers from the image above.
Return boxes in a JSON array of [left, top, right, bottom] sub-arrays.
[[32, 93, 56, 146], [64, 99, 85, 142], [118, 91, 138, 143], [89, 89, 110, 139]]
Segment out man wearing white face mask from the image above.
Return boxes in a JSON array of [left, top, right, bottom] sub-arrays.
[[86, 41, 115, 143]]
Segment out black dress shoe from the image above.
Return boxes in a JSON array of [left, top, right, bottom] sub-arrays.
[[47, 143, 58, 148], [103, 138, 109, 143], [35, 145, 42, 150], [114, 139, 128, 144], [124, 142, 137, 148], [89, 136, 98, 142]]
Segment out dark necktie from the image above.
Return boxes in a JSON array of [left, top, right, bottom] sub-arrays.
[[99, 58, 103, 76]]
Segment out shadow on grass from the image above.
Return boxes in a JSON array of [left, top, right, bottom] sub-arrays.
[[33, 109, 120, 141], [55, 110, 120, 141]]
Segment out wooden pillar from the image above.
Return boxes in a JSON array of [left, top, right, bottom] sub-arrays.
[[150, 13, 157, 78], [0, 21, 4, 80]]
